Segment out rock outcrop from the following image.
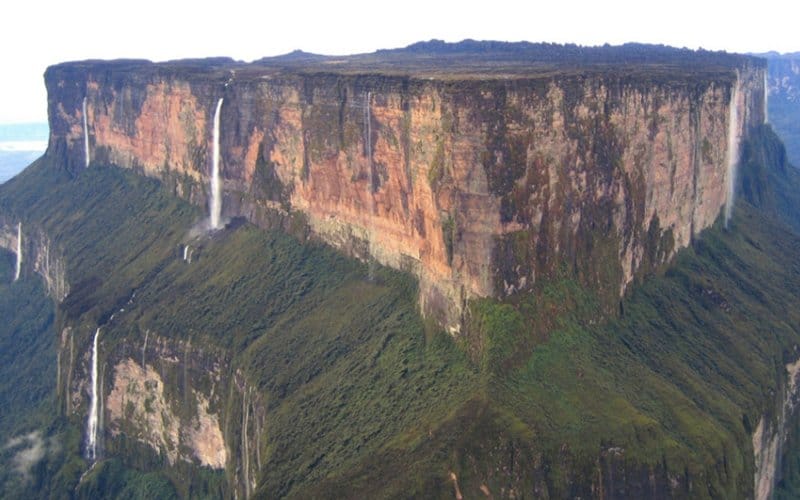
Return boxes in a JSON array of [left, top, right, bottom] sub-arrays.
[[0, 217, 68, 300], [44, 46, 767, 332], [753, 355, 800, 500], [64, 329, 230, 470]]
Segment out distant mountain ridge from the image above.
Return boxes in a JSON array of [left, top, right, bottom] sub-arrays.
[[761, 53, 800, 165]]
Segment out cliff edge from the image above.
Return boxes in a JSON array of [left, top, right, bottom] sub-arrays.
[[44, 42, 767, 331]]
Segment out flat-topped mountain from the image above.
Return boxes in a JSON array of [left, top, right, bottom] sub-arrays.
[[53, 40, 759, 80], [6, 41, 800, 499], [45, 41, 766, 332]]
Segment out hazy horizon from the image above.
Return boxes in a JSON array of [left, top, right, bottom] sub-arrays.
[[0, 123, 48, 183]]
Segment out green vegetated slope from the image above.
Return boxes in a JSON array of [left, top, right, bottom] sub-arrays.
[[0, 159, 479, 498], [0, 248, 58, 497], [1, 123, 799, 498], [0, 249, 54, 436], [293, 126, 800, 498], [300, 212, 800, 498], [0, 160, 203, 499]]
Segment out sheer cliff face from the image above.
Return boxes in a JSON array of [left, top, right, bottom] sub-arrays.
[[753, 358, 800, 500], [45, 61, 766, 331], [59, 328, 230, 470], [0, 217, 68, 300]]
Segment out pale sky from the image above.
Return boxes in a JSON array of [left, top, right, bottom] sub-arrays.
[[2, 0, 797, 124]]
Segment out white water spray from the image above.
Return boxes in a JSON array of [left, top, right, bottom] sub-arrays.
[[83, 97, 90, 167], [725, 81, 741, 228], [86, 328, 100, 461], [142, 330, 148, 368], [210, 98, 224, 229], [13, 223, 21, 282]]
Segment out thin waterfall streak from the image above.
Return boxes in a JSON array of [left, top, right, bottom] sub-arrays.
[[365, 91, 377, 281], [86, 328, 101, 461], [83, 97, 90, 167], [725, 80, 741, 228], [210, 98, 224, 229], [365, 92, 375, 211], [99, 361, 104, 460], [242, 388, 251, 498], [366, 91, 372, 190], [14, 223, 21, 281]]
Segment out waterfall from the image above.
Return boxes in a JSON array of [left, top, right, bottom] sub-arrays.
[[364, 93, 376, 214], [365, 91, 372, 189], [210, 98, 224, 229], [725, 81, 741, 228], [364, 91, 377, 281], [13, 223, 21, 282], [183, 245, 189, 262], [242, 387, 251, 498], [142, 330, 148, 368], [86, 327, 100, 461], [83, 97, 90, 168]]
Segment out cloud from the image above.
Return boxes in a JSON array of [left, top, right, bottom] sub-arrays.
[[4, 431, 47, 482]]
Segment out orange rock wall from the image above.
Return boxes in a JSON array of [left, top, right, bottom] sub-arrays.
[[45, 63, 767, 331]]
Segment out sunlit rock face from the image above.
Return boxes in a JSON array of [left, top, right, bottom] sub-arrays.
[[106, 358, 226, 468], [44, 48, 766, 332], [66, 331, 229, 469]]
